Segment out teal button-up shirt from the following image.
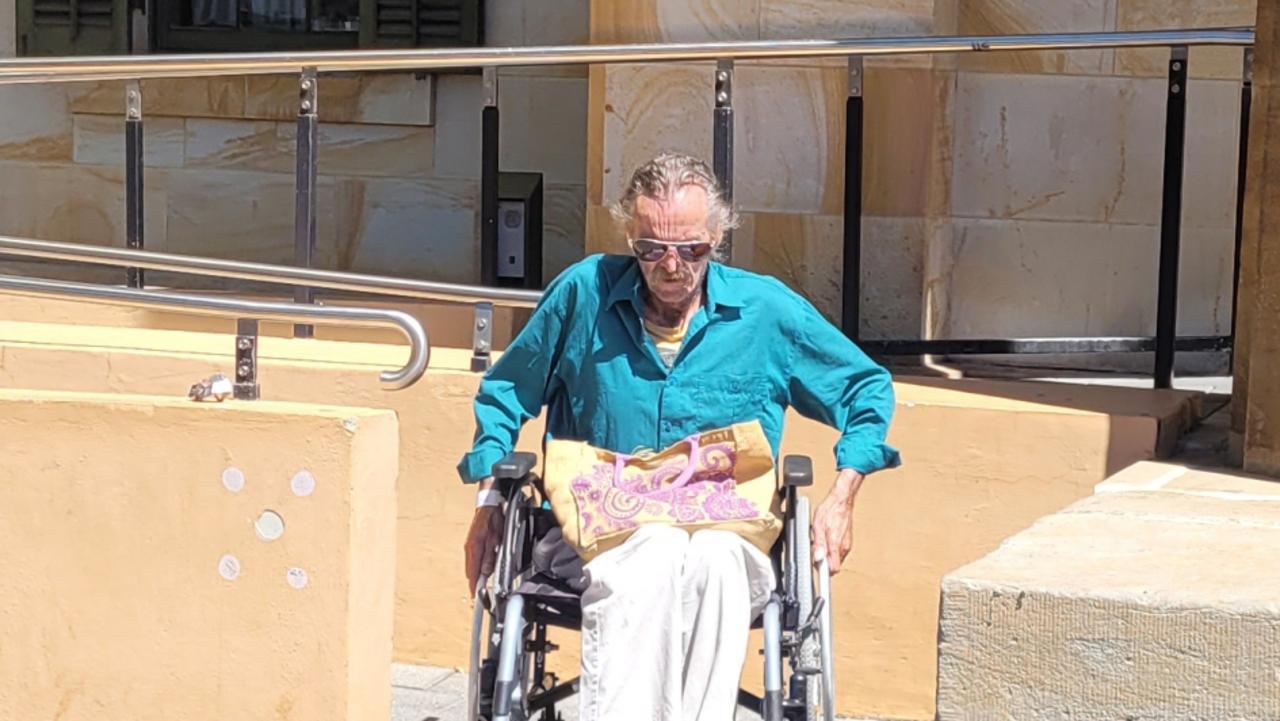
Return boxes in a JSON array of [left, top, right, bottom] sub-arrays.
[[457, 254, 900, 482]]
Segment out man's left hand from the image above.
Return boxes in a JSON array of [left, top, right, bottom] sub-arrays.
[[811, 468, 865, 574]]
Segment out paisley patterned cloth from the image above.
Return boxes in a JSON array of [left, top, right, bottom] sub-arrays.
[[572, 440, 763, 539], [544, 420, 783, 560]]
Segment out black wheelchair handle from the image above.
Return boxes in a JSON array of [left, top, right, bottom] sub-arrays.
[[782, 455, 814, 487], [492, 451, 538, 481]]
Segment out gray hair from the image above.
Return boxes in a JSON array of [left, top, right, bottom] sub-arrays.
[[609, 152, 740, 237]]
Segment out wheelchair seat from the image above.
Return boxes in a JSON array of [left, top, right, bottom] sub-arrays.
[[509, 514, 788, 633], [512, 523, 585, 630]]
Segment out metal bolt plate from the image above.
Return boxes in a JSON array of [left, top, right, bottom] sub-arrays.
[[483, 66, 498, 107], [848, 56, 864, 98], [299, 67, 318, 116], [125, 80, 142, 120], [714, 59, 733, 109]]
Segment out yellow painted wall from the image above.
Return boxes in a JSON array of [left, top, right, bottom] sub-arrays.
[[0, 319, 1197, 719], [0, 388, 399, 721]]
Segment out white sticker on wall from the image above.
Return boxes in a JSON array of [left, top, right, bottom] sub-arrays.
[[222, 467, 245, 493], [286, 567, 309, 590], [218, 554, 241, 581], [255, 510, 285, 542], [290, 470, 316, 498]]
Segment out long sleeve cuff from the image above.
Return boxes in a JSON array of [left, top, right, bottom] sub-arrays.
[[835, 438, 901, 476], [457, 445, 509, 484]]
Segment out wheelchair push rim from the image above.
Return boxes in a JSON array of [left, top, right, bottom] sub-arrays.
[[467, 575, 488, 721], [790, 493, 837, 721]]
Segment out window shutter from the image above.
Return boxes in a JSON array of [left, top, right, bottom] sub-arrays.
[[17, 0, 128, 56], [359, 0, 482, 48]]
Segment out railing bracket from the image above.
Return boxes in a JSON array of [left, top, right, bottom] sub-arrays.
[[472, 301, 494, 372], [234, 318, 261, 400]]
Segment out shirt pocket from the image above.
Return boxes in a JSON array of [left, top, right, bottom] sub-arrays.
[[695, 373, 775, 427]]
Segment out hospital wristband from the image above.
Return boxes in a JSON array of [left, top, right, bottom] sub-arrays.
[[476, 488, 503, 508]]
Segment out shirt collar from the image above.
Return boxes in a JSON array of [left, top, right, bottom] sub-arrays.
[[605, 258, 645, 311], [704, 261, 746, 312], [606, 258, 747, 314]]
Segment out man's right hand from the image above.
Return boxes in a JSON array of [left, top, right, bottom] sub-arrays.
[[464, 504, 506, 595]]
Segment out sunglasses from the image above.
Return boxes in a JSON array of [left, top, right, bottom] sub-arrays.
[[631, 238, 715, 263]]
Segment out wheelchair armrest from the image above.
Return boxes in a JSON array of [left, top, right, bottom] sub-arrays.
[[782, 455, 813, 487], [492, 451, 538, 481]]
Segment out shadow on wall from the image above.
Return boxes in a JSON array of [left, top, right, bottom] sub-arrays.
[[900, 375, 1200, 475]]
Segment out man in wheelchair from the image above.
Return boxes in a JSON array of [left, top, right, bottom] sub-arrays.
[[458, 152, 899, 721]]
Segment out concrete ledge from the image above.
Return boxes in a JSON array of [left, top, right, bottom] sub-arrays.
[[0, 389, 399, 721], [1096, 459, 1280, 498], [938, 462, 1280, 721]]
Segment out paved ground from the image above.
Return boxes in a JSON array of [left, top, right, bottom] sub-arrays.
[[392, 664, 473, 721], [391, 663, 775, 721]]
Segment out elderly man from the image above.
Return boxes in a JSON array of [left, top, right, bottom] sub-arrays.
[[459, 152, 898, 721]]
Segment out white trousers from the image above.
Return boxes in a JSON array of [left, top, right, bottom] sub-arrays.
[[578, 525, 776, 721]]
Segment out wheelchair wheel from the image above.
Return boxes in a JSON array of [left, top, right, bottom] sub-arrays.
[[467, 578, 487, 721], [789, 493, 836, 721], [791, 495, 821, 720], [816, 558, 836, 721]]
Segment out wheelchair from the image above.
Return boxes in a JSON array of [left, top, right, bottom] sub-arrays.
[[467, 451, 837, 721]]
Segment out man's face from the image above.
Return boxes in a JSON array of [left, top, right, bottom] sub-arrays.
[[630, 185, 718, 308]]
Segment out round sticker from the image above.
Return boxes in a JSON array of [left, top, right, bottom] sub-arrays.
[[222, 467, 245, 493], [286, 567, 309, 590], [255, 510, 285, 542], [218, 554, 241, 581], [290, 470, 316, 498]]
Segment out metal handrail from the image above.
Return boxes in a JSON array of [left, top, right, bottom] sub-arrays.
[[0, 28, 1255, 84], [0, 235, 542, 308], [0, 26, 1255, 385], [0, 274, 430, 390]]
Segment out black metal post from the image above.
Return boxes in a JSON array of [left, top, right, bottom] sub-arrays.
[[842, 56, 864, 342], [294, 67, 319, 338], [1231, 47, 1254, 373], [125, 80, 144, 288], [1154, 47, 1188, 389], [481, 67, 500, 287], [712, 60, 735, 263], [234, 318, 261, 400]]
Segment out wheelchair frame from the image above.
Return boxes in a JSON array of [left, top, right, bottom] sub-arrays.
[[468, 452, 836, 721]]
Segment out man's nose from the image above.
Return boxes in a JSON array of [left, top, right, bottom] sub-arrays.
[[659, 250, 681, 272]]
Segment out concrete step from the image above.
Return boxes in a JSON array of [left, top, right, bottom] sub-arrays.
[[937, 462, 1280, 720]]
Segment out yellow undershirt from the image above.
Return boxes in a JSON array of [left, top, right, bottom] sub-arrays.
[[643, 317, 688, 369]]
